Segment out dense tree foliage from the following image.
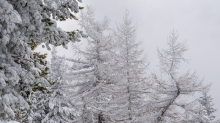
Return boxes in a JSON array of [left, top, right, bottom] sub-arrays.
[[0, 0, 83, 122]]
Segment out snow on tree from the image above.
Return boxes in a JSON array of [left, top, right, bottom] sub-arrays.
[[41, 47, 77, 123], [0, 121, 20, 123], [0, 0, 84, 121], [199, 89, 217, 121], [64, 6, 116, 122], [49, 47, 68, 84], [22, 53, 51, 123], [149, 30, 209, 123], [107, 10, 150, 122], [30, 86, 50, 123]]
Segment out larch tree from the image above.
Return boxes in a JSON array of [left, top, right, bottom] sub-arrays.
[[64, 6, 115, 123], [0, 0, 84, 122], [151, 30, 209, 123], [110, 10, 150, 122]]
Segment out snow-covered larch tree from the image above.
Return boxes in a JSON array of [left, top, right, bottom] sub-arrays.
[[109, 10, 150, 122], [0, 0, 84, 121], [151, 30, 209, 123], [65, 6, 115, 123]]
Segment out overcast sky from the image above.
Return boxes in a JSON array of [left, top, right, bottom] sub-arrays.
[[37, 0, 220, 118]]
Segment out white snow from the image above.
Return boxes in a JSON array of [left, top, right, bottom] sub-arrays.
[[10, 10, 22, 24], [0, 121, 20, 123]]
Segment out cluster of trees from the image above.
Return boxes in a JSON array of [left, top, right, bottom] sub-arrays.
[[0, 0, 217, 123]]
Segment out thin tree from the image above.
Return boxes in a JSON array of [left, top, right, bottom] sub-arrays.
[[109, 10, 150, 122], [151, 30, 209, 123]]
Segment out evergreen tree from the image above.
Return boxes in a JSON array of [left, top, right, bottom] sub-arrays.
[[0, 0, 83, 121], [23, 52, 50, 123]]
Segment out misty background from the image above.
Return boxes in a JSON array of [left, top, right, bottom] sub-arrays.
[[36, 0, 220, 118]]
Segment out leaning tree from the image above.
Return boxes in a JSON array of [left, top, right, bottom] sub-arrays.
[[150, 30, 209, 123]]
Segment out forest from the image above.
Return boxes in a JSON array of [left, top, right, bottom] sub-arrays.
[[0, 0, 218, 123]]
